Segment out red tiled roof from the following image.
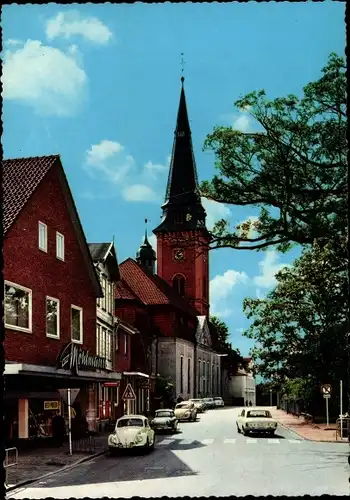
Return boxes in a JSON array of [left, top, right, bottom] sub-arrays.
[[115, 280, 139, 301], [2, 155, 60, 234], [119, 258, 199, 317]]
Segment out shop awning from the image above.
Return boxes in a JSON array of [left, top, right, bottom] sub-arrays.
[[123, 371, 149, 378], [5, 362, 122, 382]]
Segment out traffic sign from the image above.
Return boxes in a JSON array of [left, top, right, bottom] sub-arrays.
[[323, 394, 331, 399], [122, 383, 136, 400], [321, 384, 332, 395], [58, 388, 80, 405]]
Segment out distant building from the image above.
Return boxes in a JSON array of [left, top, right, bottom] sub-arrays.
[[3, 155, 120, 441], [222, 357, 256, 406]]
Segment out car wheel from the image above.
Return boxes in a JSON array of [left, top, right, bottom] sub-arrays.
[[243, 427, 249, 436], [236, 424, 241, 434]]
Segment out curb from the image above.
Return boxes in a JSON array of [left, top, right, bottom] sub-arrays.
[[277, 421, 346, 443], [6, 448, 108, 494]]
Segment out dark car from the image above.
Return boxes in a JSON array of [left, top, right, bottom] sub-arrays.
[[151, 409, 178, 433]]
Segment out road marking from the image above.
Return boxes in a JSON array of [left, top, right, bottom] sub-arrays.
[[268, 439, 280, 444], [288, 439, 302, 443], [180, 439, 195, 445], [201, 438, 214, 444], [158, 439, 174, 446], [224, 438, 236, 444], [246, 438, 258, 444]]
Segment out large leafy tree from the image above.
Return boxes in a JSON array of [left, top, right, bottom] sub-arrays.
[[242, 239, 348, 414], [200, 53, 347, 252]]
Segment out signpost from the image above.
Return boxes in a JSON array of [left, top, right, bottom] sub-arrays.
[[321, 384, 332, 428], [122, 383, 136, 400], [58, 389, 80, 456]]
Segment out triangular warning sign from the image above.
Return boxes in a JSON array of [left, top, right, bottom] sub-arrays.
[[122, 383, 136, 400]]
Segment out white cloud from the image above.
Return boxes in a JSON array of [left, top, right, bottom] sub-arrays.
[[210, 269, 248, 318], [143, 161, 168, 180], [201, 198, 231, 230], [85, 140, 135, 185], [233, 114, 251, 133], [46, 11, 112, 44], [2, 39, 87, 116], [5, 39, 23, 46], [123, 184, 158, 202], [254, 250, 291, 289]]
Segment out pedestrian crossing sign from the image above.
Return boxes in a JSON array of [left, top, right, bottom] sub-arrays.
[[122, 383, 136, 400]]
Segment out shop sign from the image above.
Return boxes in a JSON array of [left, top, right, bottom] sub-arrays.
[[104, 381, 120, 387], [57, 342, 107, 375], [44, 401, 60, 410]]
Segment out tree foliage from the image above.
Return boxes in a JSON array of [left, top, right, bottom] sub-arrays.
[[200, 53, 347, 252], [210, 315, 249, 377], [242, 239, 348, 413]]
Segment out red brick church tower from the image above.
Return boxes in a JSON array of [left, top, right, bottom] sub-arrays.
[[153, 77, 210, 317]]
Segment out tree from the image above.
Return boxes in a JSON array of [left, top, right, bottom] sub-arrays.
[[200, 53, 347, 253], [242, 239, 348, 415], [210, 315, 248, 376]]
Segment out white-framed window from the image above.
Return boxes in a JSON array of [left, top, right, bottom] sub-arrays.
[[71, 305, 83, 343], [5, 281, 32, 333], [107, 281, 113, 314], [101, 276, 107, 310], [46, 296, 60, 338], [56, 232, 65, 261], [38, 222, 47, 252]]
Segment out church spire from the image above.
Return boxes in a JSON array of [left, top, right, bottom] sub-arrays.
[[153, 77, 206, 234], [136, 218, 156, 274]]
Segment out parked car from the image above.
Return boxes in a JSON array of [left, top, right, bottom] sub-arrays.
[[236, 408, 278, 436], [174, 401, 197, 421], [202, 398, 216, 409], [189, 399, 205, 413], [151, 409, 179, 433], [214, 397, 224, 408], [108, 415, 155, 453]]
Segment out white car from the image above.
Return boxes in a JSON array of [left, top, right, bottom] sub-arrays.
[[214, 397, 224, 407], [108, 415, 155, 452], [236, 408, 278, 436]]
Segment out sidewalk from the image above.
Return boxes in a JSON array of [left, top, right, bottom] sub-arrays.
[[270, 407, 346, 442], [5, 433, 109, 488]]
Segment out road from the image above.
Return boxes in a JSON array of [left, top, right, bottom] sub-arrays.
[[8, 407, 349, 498]]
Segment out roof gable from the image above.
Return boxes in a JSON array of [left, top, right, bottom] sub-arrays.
[[3, 155, 103, 298], [119, 258, 199, 317], [88, 242, 120, 282], [196, 316, 212, 347]]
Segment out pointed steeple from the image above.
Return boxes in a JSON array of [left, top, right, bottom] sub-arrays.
[[136, 219, 156, 273], [153, 77, 207, 234]]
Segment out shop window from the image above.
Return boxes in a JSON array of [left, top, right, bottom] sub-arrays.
[[173, 274, 185, 296], [38, 222, 47, 252], [71, 305, 83, 343], [5, 281, 32, 332], [46, 297, 60, 338], [56, 232, 65, 261]]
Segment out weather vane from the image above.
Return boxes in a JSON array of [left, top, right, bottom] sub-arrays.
[[180, 52, 185, 78]]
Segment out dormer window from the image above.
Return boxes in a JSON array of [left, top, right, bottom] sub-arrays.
[[38, 222, 47, 252]]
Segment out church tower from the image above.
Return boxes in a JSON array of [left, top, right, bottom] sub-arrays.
[[153, 77, 210, 316], [136, 220, 157, 274]]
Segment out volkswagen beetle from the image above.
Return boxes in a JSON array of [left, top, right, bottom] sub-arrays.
[[174, 401, 197, 421], [108, 415, 155, 453], [151, 409, 179, 433]]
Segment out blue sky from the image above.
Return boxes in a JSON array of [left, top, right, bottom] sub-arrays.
[[3, 2, 345, 356]]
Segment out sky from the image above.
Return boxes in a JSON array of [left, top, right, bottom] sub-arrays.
[[2, 2, 346, 356]]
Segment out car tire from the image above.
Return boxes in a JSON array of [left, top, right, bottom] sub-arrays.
[[243, 427, 249, 436], [236, 424, 241, 434]]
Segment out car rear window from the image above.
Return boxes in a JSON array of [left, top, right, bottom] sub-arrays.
[[117, 418, 144, 427], [247, 410, 272, 418], [155, 411, 173, 418], [176, 403, 190, 409]]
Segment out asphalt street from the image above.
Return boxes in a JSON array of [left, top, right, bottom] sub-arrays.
[[8, 407, 350, 498]]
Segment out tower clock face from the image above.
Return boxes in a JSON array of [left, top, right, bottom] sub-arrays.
[[174, 248, 185, 261]]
